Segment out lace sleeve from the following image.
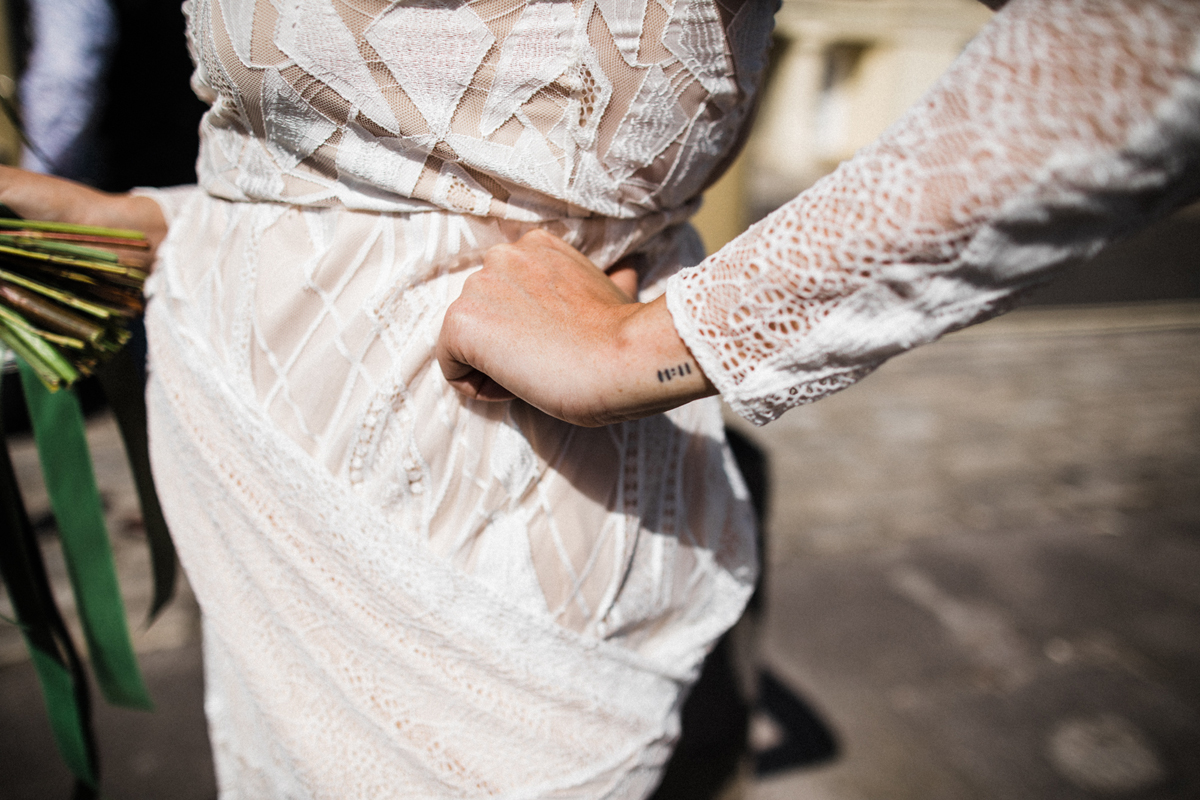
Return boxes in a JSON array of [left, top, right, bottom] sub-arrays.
[[666, 0, 1200, 425]]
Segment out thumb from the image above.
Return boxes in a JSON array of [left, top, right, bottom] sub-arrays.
[[436, 304, 516, 402]]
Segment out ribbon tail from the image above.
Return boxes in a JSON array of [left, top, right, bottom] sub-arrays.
[[18, 360, 153, 710], [0, 384, 99, 787]]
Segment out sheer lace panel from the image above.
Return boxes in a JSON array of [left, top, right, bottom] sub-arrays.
[[668, 0, 1200, 425], [150, 190, 754, 659], [187, 0, 778, 218], [172, 0, 776, 654]]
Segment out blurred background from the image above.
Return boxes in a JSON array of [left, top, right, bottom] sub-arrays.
[[2, 0, 1199, 798]]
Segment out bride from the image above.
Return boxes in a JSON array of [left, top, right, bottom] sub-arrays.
[[3, 0, 1199, 796]]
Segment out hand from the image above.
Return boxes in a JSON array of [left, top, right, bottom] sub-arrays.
[[437, 229, 716, 427], [0, 165, 167, 266]]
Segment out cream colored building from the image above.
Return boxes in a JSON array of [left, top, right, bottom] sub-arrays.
[[695, 0, 992, 251], [0, 2, 20, 167], [752, 0, 992, 203]]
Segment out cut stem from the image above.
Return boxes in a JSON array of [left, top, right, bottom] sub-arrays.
[[0, 283, 108, 344], [0, 229, 150, 249], [0, 217, 146, 240], [0, 268, 117, 320]]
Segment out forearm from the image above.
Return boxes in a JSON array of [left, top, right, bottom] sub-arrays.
[[0, 165, 168, 253]]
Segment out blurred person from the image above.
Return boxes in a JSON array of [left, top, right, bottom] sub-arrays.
[[17, 0, 204, 189], [18, 0, 116, 184]]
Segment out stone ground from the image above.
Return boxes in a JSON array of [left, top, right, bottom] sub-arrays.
[[2, 241, 1199, 797], [2, 299, 1197, 800], [740, 300, 1200, 800]]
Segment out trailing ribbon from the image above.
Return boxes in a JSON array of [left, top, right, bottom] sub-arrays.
[[0, 382, 98, 790], [18, 359, 153, 710]]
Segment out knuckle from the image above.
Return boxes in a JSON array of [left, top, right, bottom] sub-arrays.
[[441, 299, 475, 336], [483, 243, 521, 271]]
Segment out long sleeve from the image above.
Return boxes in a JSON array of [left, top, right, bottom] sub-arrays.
[[666, 0, 1200, 425]]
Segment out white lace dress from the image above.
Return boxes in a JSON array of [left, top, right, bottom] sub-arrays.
[[142, 0, 1200, 797], [145, 0, 767, 796]]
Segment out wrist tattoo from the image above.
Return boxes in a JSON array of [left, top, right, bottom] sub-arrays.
[[657, 362, 693, 383]]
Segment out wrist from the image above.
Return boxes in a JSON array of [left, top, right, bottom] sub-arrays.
[[595, 294, 716, 424]]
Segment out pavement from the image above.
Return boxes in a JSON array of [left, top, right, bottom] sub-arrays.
[[1, 296, 1199, 800], [739, 300, 1200, 800]]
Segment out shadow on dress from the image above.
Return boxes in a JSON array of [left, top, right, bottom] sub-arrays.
[[649, 428, 839, 800]]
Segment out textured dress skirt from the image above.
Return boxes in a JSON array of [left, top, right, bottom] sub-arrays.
[[143, 190, 757, 797], [143, 0, 775, 794]]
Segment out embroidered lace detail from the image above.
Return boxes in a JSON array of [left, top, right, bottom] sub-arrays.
[[668, 0, 1200, 425], [150, 0, 774, 792], [187, 0, 777, 219]]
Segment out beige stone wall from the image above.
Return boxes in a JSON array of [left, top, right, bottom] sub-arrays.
[[751, 0, 991, 207], [691, 150, 749, 254], [693, 0, 992, 253], [0, 0, 19, 166]]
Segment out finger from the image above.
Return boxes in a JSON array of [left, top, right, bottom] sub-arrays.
[[605, 251, 646, 299], [473, 374, 517, 401], [606, 264, 638, 299], [436, 312, 517, 401], [517, 228, 598, 271], [445, 370, 516, 402]]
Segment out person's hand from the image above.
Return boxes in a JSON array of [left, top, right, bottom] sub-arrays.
[[436, 229, 716, 427], [0, 165, 167, 266]]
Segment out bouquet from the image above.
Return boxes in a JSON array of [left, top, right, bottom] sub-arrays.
[[0, 215, 167, 795], [0, 216, 149, 389]]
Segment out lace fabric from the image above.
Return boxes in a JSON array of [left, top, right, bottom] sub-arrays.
[[148, 193, 754, 656], [146, 274, 720, 796], [147, 189, 758, 796], [146, 0, 1200, 794], [189, 0, 776, 219], [668, 0, 1200, 425], [149, 0, 771, 794]]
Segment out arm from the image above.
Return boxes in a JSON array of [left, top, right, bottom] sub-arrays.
[[439, 0, 1200, 426], [0, 165, 167, 258], [669, 0, 1200, 424], [437, 229, 715, 427]]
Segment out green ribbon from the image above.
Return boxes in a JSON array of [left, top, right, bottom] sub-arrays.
[[28, 648, 95, 784], [0, 385, 97, 789], [18, 360, 153, 710]]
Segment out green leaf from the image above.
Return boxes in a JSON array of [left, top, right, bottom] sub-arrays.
[[0, 316, 77, 388]]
